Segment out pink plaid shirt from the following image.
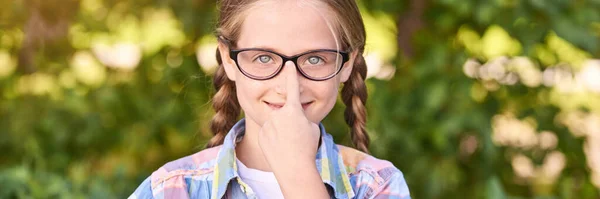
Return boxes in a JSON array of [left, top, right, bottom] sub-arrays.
[[130, 119, 411, 199]]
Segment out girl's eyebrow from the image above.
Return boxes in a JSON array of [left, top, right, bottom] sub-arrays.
[[236, 46, 340, 55], [239, 45, 279, 52]]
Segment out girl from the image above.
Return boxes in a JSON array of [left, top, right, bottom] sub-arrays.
[[131, 0, 410, 198]]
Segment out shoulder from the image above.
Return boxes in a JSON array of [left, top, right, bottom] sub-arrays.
[[337, 144, 394, 173], [151, 145, 221, 184], [337, 145, 411, 199], [130, 146, 222, 199]]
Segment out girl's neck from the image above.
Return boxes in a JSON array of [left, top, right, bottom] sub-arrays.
[[235, 118, 273, 172]]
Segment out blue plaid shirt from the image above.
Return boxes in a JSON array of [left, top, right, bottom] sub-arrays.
[[130, 119, 410, 199]]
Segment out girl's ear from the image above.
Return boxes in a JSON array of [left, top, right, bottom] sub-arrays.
[[340, 50, 359, 83], [218, 42, 237, 81]]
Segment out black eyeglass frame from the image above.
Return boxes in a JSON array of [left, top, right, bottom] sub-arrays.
[[228, 48, 350, 81]]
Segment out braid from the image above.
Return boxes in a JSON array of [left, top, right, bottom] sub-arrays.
[[341, 53, 369, 153], [206, 47, 241, 148]]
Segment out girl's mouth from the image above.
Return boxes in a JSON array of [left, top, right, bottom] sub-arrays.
[[264, 101, 313, 110]]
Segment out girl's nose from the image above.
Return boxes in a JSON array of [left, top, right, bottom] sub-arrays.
[[281, 60, 299, 76], [275, 60, 304, 94]]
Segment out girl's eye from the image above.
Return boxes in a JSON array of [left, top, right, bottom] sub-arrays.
[[307, 56, 323, 65], [257, 55, 272, 63]]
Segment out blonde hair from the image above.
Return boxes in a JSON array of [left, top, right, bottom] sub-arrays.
[[207, 0, 370, 153]]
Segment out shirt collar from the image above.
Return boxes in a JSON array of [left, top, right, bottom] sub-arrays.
[[211, 118, 355, 199]]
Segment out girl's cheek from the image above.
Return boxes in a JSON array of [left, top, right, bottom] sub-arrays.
[[238, 77, 262, 91]]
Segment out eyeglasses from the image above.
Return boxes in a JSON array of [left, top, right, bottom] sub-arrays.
[[228, 48, 349, 81]]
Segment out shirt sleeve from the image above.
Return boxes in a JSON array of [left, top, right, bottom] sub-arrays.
[[371, 170, 411, 199], [129, 177, 155, 199]]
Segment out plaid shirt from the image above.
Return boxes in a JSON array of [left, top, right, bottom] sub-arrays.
[[130, 119, 410, 199]]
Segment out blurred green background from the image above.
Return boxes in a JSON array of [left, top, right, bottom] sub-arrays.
[[1, 0, 600, 198]]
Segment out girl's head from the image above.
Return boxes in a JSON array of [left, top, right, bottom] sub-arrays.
[[208, 0, 370, 153]]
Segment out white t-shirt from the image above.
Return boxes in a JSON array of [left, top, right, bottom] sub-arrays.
[[236, 158, 284, 199]]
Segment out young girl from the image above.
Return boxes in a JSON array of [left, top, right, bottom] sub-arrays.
[[131, 0, 410, 198]]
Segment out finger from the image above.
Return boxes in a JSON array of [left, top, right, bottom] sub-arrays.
[[311, 122, 321, 144], [260, 119, 274, 137], [283, 63, 302, 110], [311, 122, 320, 135]]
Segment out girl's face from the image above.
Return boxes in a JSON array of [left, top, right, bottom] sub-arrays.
[[219, 1, 356, 127]]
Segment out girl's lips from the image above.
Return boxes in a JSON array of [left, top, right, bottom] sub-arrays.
[[266, 102, 283, 109], [265, 101, 313, 110], [301, 101, 313, 109]]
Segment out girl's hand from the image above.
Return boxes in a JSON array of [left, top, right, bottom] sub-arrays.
[[258, 69, 321, 169], [258, 69, 329, 198]]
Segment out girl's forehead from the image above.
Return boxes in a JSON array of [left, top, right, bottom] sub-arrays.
[[236, 1, 339, 55]]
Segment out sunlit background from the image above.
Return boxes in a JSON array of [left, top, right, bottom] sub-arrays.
[[1, 0, 599, 198]]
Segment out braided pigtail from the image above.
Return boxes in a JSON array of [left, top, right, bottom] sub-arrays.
[[206, 46, 241, 148], [341, 53, 369, 153]]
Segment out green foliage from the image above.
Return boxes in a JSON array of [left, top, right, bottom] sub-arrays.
[[0, 0, 599, 198]]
